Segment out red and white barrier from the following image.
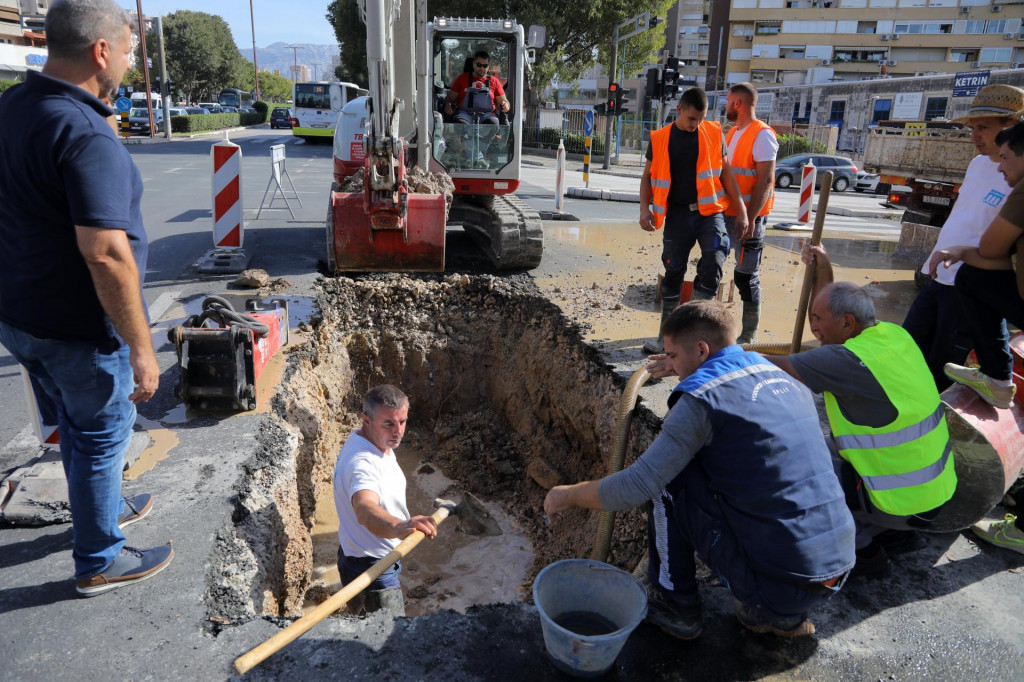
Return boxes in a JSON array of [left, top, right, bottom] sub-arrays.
[[797, 163, 816, 224], [212, 135, 243, 249], [20, 366, 59, 446]]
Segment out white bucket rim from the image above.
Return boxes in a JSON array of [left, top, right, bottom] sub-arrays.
[[533, 559, 647, 642]]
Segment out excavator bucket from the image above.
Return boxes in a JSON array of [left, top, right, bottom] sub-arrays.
[[327, 189, 446, 273]]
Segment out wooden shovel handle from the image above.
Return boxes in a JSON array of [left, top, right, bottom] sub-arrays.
[[234, 506, 451, 675], [791, 171, 832, 354]]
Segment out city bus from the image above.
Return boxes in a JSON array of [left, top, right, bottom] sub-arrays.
[[291, 81, 367, 140], [218, 88, 252, 110]]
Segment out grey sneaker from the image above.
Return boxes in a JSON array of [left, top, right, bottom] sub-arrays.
[[735, 600, 815, 637], [943, 363, 1016, 409], [644, 587, 703, 640], [117, 494, 153, 529], [76, 545, 174, 597]]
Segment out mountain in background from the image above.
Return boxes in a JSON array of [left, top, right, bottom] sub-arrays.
[[241, 42, 341, 81]]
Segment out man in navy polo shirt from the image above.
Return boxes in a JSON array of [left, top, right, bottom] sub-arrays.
[[0, 0, 172, 596]]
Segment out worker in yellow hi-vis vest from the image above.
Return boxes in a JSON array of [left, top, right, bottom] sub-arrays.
[[767, 243, 957, 581]]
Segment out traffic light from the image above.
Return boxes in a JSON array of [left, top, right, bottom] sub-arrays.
[[615, 86, 629, 115], [607, 82, 619, 116], [645, 67, 662, 100], [593, 103, 607, 115], [662, 57, 681, 100]]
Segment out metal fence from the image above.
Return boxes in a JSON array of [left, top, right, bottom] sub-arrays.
[[521, 107, 658, 157]]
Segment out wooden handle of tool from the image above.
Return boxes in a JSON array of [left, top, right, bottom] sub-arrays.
[[234, 506, 451, 675], [791, 171, 833, 354]]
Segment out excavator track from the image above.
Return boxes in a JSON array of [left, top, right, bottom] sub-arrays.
[[448, 194, 543, 271]]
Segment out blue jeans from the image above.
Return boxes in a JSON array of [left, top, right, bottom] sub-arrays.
[[724, 215, 767, 303], [660, 209, 729, 301], [954, 264, 1024, 381], [337, 550, 402, 590], [0, 321, 134, 580], [646, 463, 836, 620], [902, 278, 980, 392]]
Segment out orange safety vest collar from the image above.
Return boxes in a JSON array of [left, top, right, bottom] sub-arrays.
[[724, 119, 776, 218], [648, 120, 728, 229]]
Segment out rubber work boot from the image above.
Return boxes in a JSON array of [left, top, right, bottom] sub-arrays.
[[851, 540, 892, 580], [971, 514, 1024, 556], [365, 587, 406, 617], [642, 300, 679, 355], [737, 301, 761, 345], [644, 586, 703, 640], [690, 287, 715, 301], [734, 600, 815, 638], [943, 363, 1016, 409], [875, 529, 927, 556]]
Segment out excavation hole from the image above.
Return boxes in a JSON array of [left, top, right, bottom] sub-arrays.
[[208, 273, 665, 623]]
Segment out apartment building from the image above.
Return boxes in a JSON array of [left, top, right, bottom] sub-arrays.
[[711, 0, 1024, 89]]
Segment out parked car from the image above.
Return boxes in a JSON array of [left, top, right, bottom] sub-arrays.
[[854, 171, 892, 195], [270, 107, 292, 129], [128, 107, 164, 135], [185, 106, 209, 115], [239, 106, 257, 114], [198, 102, 223, 114], [168, 107, 189, 117], [774, 154, 858, 192], [221, 106, 238, 114]]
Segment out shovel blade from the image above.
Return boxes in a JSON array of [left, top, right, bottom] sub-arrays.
[[436, 492, 503, 537]]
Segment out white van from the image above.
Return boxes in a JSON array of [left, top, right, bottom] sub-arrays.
[[129, 92, 161, 108]]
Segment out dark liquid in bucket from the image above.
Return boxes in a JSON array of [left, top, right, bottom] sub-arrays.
[[553, 610, 619, 637]]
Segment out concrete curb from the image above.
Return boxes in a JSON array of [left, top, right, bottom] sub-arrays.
[[121, 124, 270, 144]]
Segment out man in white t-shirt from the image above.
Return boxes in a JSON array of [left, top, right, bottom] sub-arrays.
[[902, 84, 1023, 391], [724, 83, 779, 344], [333, 384, 438, 616]]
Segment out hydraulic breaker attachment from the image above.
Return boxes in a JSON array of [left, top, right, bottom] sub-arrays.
[[167, 296, 289, 411]]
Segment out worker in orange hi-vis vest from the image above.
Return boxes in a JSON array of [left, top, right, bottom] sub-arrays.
[[724, 83, 779, 345], [640, 87, 747, 355]]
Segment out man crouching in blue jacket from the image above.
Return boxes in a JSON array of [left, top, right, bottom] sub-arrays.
[[544, 301, 855, 638]]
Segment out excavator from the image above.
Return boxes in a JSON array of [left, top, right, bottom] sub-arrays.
[[327, 0, 545, 273]]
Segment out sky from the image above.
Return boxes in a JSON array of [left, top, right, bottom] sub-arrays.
[[117, 0, 339, 48]]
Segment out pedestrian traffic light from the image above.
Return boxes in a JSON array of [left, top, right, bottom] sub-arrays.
[[645, 67, 662, 100], [615, 86, 629, 115], [662, 57, 681, 100], [593, 103, 607, 115], [607, 82, 619, 116]]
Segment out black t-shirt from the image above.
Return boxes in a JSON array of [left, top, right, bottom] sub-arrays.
[[647, 124, 699, 207]]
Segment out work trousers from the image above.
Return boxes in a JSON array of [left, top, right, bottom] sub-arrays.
[[829, 442, 942, 550], [723, 215, 767, 303], [660, 209, 729, 302], [646, 463, 836, 621], [902, 278, 980, 392], [0, 321, 134, 580], [954, 264, 1024, 381]]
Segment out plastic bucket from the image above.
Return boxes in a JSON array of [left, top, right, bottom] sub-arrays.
[[533, 559, 648, 677]]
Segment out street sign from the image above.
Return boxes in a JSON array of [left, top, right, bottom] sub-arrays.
[[127, 86, 133, 93], [115, 97, 132, 113], [584, 109, 594, 137], [953, 70, 989, 98], [118, 87, 125, 96]]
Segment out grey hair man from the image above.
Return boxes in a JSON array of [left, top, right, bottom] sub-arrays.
[[767, 244, 956, 580], [333, 385, 438, 616], [0, 0, 170, 596]]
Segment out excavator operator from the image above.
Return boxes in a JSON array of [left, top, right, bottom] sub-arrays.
[[443, 50, 510, 124]]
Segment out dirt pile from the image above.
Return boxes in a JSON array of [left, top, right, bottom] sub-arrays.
[[207, 272, 665, 621]]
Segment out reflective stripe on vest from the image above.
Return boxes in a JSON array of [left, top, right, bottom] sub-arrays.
[[724, 120, 776, 218], [648, 121, 729, 229], [834, 404, 944, 451], [860, 441, 952, 492], [823, 322, 956, 517]]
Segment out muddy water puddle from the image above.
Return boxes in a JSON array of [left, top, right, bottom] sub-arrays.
[[308, 429, 533, 618], [537, 223, 922, 350]]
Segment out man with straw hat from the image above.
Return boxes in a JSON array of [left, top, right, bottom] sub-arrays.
[[902, 84, 1023, 391]]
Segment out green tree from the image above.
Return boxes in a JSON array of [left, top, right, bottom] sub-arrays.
[[326, 0, 367, 88], [138, 11, 248, 104]]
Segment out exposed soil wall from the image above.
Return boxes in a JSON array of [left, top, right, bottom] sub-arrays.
[[207, 273, 665, 621]]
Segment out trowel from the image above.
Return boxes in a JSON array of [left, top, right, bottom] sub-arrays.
[[234, 492, 502, 674]]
